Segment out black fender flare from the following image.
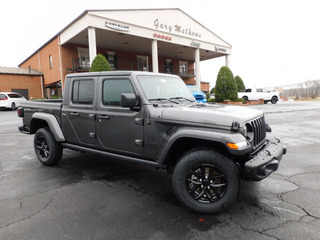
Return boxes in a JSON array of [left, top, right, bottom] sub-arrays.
[[30, 112, 65, 142], [156, 127, 250, 164]]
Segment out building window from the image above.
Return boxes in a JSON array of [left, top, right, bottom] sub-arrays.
[[137, 55, 149, 71], [77, 48, 90, 69], [165, 59, 173, 74], [179, 61, 188, 76], [106, 51, 118, 70], [49, 55, 53, 69], [72, 79, 94, 104]]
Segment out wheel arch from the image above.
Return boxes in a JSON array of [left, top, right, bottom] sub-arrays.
[[30, 113, 65, 142], [163, 137, 230, 172]]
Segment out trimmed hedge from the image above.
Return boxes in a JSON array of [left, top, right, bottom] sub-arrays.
[[89, 54, 112, 72], [214, 66, 238, 102], [235, 75, 246, 92]]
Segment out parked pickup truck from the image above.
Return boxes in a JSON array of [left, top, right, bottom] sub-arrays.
[[18, 71, 286, 213], [238, 88, 280, 104]]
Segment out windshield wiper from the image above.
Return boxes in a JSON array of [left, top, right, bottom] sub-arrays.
[[170, 97, 195, 102], [148, 98, 179, 104]]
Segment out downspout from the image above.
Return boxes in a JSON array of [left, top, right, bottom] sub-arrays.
[[37, 50, 44, 98], [58, 35, 64, 96]]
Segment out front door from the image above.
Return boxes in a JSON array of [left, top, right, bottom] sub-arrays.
[[62, 78, 96, 146], [96, 77, 144, 154]]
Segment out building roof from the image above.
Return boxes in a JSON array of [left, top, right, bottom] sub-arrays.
[[0, 66, 42, 76], [19, 8, 232, 66]]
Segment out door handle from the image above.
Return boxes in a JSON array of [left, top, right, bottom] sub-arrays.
[[70, 112, 80, 116], [98, 115, 110, 120], [89, 114, 96, 120]]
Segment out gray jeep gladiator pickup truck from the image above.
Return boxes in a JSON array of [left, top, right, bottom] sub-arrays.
[[18, 71, 286, 213]]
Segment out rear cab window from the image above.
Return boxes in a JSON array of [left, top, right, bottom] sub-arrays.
[[72, 79, 94, 105]]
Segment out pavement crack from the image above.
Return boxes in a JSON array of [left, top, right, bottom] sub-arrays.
[[278, 177, 320, 220], [225, 208, 281, 240], [0, 198, 52, 230]]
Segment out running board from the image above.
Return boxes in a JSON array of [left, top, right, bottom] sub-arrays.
[[62, 143, 165, 169]]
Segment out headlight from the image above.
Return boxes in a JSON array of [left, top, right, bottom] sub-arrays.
[[240, 125, 247, 137]]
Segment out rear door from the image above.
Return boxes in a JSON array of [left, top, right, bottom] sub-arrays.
[[62, 77, 96, 146], [96, 76, 144, 154]]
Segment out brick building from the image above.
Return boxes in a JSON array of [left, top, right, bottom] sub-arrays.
[[0, 66, 43, 99], [16, 8, 231, 98]]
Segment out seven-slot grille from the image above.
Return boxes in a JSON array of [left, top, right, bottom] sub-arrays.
[[251, 115, 266, 149]]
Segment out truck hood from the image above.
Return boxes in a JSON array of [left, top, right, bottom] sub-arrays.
[[161, 103, 262, 127]]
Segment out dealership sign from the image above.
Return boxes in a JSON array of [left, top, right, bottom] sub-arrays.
[[215, 46, 227, 53], [153, 19, 202, 39], [153, 33, 172, 41], [105, 21, 130, 32], [191, 40, 200, 48]]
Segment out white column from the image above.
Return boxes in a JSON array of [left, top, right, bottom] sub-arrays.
[[152, 40, 159, 73], [88, 27, 97, 64], [225, 54, 230, 68], [195, 48, 201, 88]]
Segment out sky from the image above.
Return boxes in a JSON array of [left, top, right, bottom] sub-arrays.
[[1, 0, 320, 89]]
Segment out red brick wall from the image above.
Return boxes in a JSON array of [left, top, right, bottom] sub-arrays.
[[20, 37, 61, 86], [201, 83, 210, 93], [0, 74, 42, 99]]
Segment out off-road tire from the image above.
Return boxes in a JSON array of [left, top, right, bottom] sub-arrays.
[[34, 128, 63, 166], [271, 96, 278, 104], [172, 149, 239, 214]]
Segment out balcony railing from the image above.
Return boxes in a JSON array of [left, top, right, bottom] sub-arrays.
[[67, 58, 194, 78]]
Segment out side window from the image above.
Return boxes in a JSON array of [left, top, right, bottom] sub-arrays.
[[72, 79, 94, 104], [245, 89, 251, 92], [256, 88, 262, 92], [103, 79, 134, 106], [8, 94, 19, 98]]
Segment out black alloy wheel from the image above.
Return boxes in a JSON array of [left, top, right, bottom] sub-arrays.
[[34, 128, 63, 166], [36, 134, 50, 159], [187, 164, 227, 203], [172, 149, 239, 214]]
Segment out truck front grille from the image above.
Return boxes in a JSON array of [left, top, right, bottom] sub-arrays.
[[195, 95, 203, 100], [250, 116, 266, 150]]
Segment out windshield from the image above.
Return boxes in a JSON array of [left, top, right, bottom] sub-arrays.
[[187, 85, 201, 92], [137, 75, 195, 102]]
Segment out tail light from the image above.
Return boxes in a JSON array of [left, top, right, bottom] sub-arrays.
[[17, 107, 24, 117], [0, 97, 8, 100]]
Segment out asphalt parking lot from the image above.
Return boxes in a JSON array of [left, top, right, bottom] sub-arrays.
[[1, 101, 320, 240]]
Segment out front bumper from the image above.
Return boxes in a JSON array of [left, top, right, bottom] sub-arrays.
[[244, 137, 286, 181]]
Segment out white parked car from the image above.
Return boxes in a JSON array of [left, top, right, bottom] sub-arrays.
[[0, 92, 27, 110]]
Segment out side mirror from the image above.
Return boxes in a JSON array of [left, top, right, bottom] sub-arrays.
[[121, 93, 140, 111]]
